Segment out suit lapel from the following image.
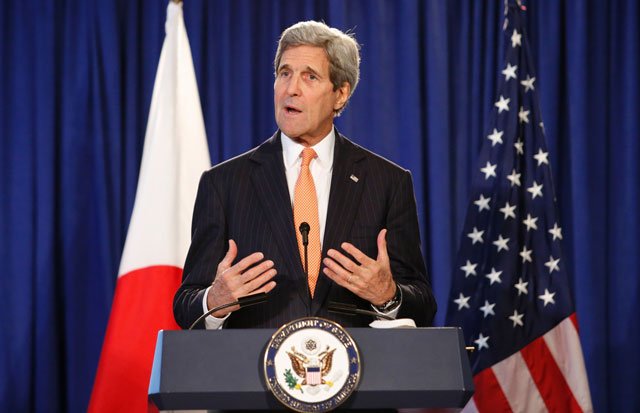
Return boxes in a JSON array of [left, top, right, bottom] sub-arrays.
[[249, 133, 310, 311], [312, 132, 367, 315]]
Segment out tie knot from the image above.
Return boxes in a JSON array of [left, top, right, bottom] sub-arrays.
[[300, 148, 317, 167]]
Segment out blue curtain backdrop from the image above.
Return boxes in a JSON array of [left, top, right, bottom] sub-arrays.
[[1, 0, 638, 411]]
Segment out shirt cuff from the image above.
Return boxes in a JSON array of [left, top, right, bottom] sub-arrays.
[[202, 286, 229, 329]]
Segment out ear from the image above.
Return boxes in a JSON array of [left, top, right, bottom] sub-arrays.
[[333, 82, 351, 112]]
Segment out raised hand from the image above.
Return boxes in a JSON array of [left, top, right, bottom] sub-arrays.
[[206, 240, 277, 317], [322, 229, 396, 306]]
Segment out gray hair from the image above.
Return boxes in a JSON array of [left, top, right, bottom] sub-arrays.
[[274, 21, 361, 115]]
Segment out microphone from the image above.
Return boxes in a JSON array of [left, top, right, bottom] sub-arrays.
[[299, 222, 310, 277], [328, 301, 395, 321], [188, 292, 268, 330], [299, 222, 310, 245]]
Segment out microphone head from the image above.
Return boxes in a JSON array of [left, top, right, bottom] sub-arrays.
[[299, 222, 310, 234]]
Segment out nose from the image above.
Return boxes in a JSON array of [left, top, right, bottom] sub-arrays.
[[286, 73, 301, 96]]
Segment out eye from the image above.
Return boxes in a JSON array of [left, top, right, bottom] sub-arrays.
[[279, 70, 290, 78], [308, 73, 318, 80]]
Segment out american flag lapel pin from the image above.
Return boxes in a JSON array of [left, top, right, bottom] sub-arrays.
[[350, 174, 359, 183]]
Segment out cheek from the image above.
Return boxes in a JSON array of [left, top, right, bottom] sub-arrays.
[[319, 97, 336, 116], [273, 83, 286, 101]]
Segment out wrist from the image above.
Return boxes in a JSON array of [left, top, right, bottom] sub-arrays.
[[373, 283, 401, 312], [206, 287, 216, 311], [206, 286, 229, 317]]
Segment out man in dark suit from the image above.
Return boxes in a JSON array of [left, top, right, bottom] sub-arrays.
[[173, 21, 436, 329]]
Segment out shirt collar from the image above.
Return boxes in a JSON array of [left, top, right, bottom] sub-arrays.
[[281, 128, 335, 170]]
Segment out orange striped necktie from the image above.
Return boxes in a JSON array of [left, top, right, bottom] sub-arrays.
[[293, 148, 321, 297]]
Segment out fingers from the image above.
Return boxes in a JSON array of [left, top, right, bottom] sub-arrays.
[[258, 280, 277, 294], [219, 242, 277, 294], [225, 254, 276, 292], [323, 255, 354, 284], [323, 261, 359, 295], [322, 264, 347, 285], [243, 269, 277, 294], [339, 228, 389, 264], [217, 239, 238, 272], [376, 229, 389, 262], [323, 230, 394, 305], [230, 251, 266, 275], [239, 259, 274, 282], [241, 259, 276, 285], [326, 249, 360, 273], [339, 242, 373, 266], [247, 280, 277, 297]]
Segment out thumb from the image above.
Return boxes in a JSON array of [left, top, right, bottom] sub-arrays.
[[218, 239, 238, 271], [376, 229, 389, 262]]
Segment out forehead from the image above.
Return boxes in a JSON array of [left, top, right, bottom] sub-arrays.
[[279, 45, 330, 73]]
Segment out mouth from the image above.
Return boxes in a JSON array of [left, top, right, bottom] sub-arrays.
[[284, 105, 302, 115]]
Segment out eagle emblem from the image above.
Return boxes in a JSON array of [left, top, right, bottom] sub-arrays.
[[286, 343, 335, 388], [263, 317, 361, 412]]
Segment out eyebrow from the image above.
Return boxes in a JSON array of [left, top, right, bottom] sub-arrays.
[[305, 66, 322, 78], [277, 63, 290, 73], [277, 64, 323, 79]]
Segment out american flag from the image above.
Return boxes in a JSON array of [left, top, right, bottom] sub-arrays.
[[446, 2, 593, 412]]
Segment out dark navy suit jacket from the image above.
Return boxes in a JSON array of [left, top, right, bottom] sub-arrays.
[[173, 131, 436, 329]]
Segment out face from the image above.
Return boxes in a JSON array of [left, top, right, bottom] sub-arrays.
[[274, 45, 350, 146]]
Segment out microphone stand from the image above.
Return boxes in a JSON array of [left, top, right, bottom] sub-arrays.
[[188, 292, 268, 330], [304, 243, 308, 279], [328, 301, 395, 321], [299, 222, 310, 280]]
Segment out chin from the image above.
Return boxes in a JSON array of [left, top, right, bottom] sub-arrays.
[[278, 123, 303, 139]]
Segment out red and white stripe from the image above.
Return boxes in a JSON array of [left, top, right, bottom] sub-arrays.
[[464, 314, 593, 413], [89, 2, 210, 412]]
